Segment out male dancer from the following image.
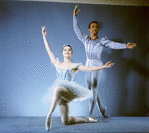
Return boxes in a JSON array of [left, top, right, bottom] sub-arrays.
[[73, 5, 136, 118]]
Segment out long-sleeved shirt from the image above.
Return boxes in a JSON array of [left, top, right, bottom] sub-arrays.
[[73, 15, 127, 66]]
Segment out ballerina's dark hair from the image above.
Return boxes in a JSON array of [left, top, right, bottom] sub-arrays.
[[62, 45, 73, 53]]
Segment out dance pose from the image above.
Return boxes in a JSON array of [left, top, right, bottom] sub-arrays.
[[73, 5, 137, 118], [41, 26, 114, 131]]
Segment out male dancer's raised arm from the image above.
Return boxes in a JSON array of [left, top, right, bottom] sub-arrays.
[[73, 5, 137, 49], [73, 5, 86, 44]]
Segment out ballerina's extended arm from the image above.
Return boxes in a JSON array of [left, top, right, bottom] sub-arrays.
[[41, 26, 61, 67], [78, 61, 115, 71]]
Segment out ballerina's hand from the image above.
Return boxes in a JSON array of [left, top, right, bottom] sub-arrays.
[[73, 5, 81, 16], [104, 61, 115, 68], [126, 42, 137, 49], [41, 26, 47, 36]]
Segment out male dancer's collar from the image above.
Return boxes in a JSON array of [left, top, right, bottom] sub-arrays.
[[89, 36, 100, 41]]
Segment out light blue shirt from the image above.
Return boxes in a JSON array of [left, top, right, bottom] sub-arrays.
[[73, 16, 127, 66]]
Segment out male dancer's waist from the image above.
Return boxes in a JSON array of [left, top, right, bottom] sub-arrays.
[[86, 58, 103, 66]]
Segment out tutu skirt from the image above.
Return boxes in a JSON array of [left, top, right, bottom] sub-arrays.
[[41, 79, 92, 106]]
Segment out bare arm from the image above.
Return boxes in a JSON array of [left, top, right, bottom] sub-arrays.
[[41, 26, 60, 68], [78, 61, 115, 71]]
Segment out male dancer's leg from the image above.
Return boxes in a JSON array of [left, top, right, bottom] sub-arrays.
[[86, 70, 108, 118], [94, 70, 108, 118], [85, 71, 93, 116], [86, 71, 99, 116], [90, 70, 102, 116]]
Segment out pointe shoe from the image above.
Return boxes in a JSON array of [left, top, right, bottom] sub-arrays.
[[100, 106, 108, 118], [85, 116, 98, 123], [45, 116, 52, 131]]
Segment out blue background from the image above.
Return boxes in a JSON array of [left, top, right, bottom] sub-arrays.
[[0, 1, 149, 117]]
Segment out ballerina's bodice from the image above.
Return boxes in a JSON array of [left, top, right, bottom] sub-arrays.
[[56, 68, 75, 82], [56, 63, 81, 82]]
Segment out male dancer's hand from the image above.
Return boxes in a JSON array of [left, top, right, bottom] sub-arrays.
[[104, 61, 115, 68], [73, 5, 81, 16], [41, 26, 47, 36], [126, 42, 137, 49]]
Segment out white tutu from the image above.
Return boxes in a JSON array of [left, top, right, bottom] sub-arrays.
[[41, 79, 92, 106]]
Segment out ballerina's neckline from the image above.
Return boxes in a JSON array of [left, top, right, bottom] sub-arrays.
[[58, 67, 71, 70], [57, 63, 81, 70]]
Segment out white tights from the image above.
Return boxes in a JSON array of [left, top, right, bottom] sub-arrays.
[[85, 70, 105, 116]]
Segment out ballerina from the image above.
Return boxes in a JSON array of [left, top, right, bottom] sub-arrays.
[[41, 26, 114, 131]]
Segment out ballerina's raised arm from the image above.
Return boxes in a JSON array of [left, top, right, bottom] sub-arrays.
[[41, 26, 61, 68]]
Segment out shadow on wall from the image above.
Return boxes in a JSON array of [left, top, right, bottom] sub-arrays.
[[114, 47, 148, 116], [101, 35, 149, 116]]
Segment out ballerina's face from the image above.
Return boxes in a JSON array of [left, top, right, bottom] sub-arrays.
[[62, 45, 73, 57]]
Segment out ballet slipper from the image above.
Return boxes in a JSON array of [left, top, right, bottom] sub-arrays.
[[85, 116, 98, 123], [100, 106, 108, 118], [45, 115, 52, 131]]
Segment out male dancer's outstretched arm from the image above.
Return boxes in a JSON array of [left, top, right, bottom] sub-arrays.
[[73, 5, 137, 49]]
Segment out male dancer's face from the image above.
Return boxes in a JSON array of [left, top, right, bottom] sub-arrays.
[[89, 23, 99, 36]]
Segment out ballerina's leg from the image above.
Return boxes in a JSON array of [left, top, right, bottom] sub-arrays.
[[59, 88, 86, 124], [60, 98, 87, 124], [59, 99, 96, 124], [45, 86, 63, 131], [59, 91, 98, 124], [45, 86, 78, 130]]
